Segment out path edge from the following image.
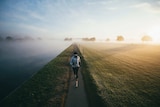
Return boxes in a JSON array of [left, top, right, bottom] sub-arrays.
[[77, 43, 107, 107]]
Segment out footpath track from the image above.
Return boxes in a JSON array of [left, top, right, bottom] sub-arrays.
[[65, 44, 89, 107], [65, 67, 89, 107]]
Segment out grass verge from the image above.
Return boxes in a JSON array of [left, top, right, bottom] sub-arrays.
[[0, 44, 74, 107], [78, 42, 160, 107], [76, 44, 106, 107]]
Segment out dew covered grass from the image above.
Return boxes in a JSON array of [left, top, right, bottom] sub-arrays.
[[79, 42, 160, 107]]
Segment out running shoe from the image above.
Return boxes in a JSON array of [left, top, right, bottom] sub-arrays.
[[75, 81, 78, 88]]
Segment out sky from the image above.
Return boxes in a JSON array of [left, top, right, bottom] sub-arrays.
[[0, 0, 160, 41]]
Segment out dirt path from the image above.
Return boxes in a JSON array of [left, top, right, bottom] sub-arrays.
[[65, 67, 89, 107]]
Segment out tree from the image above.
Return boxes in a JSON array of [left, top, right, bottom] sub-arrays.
[[141, 35, 152, 41], [90, 37, 96, 41], [82, 37, 96, 41], [117, 35, 124, 41], [6, 36, 13, 40], [64, 37, 72, 41]]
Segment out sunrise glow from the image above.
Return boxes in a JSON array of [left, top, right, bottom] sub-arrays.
[[0, 0, 160, 43], [148, 26, 160, 43]]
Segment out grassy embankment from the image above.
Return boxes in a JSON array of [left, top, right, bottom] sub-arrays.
[[78, 42, 160, 107], [1, 44, 75, 107]]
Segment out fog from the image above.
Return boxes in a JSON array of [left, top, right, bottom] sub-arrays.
[[0, 40, 71, 101]]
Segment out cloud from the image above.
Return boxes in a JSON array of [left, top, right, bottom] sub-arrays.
[[130, 2, 150, 8], [130, 1, 160, 13], [85, 0, 110, 5], [18, 24, 49, 33], [107, 7, 118, 10], [84, 0, 131, 12], [28, 11, 45, 21]]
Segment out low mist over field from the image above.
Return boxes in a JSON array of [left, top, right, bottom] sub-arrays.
[[0, 40, 71, 101]]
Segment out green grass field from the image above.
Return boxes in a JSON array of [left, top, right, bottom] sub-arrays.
[[79, 42, 160, 107], [1, 44, 75, 107]]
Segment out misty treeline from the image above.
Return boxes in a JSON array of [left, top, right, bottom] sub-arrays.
[[0, 35, 153, 42], [0, 36, 42, 41]]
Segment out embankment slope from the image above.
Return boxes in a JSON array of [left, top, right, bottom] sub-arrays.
[[1, 44, 74, 107]]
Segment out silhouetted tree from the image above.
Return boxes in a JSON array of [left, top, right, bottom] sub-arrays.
[[82, 37, 96, 41], [6, 36, 13, 40], [90, 37, 96, 41], [64, 37, 72, 41], [141, 35, 152, 41], [117, 35, 124, 41]]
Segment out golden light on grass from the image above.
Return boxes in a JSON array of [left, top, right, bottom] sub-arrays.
[[79, 42, 160, 107]]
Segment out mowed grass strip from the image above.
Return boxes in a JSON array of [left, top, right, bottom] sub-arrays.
[[1, 44, 74, 107], [74, 44, 106, 107], [79, 43, 160, 107]]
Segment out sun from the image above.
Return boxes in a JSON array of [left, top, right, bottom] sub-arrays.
[[148, 26, 160, 43]]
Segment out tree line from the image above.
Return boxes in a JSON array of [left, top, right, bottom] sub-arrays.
[[0, 35, 153, 42], [0, 36, 42, 41], [64, 35, 152, 42]]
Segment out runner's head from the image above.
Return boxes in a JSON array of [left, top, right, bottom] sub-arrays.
[[73, 52, 78, 57], [74, 51, 78, 55]]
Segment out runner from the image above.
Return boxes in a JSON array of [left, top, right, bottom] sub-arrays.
[[70, 51, 81, 88]]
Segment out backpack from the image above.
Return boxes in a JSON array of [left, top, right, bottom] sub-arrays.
[[72, 56, 78, 66]]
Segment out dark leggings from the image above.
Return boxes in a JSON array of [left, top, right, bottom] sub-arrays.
[[72, 67, 79, 79]]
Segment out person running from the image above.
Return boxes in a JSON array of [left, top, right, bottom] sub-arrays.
[[70, 51, 81, 88]]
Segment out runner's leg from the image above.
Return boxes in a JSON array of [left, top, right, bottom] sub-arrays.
[[75, 67, 79, 88], [73, 68, 76, 78], [75, 67, 79, 79]]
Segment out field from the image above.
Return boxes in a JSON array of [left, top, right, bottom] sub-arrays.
[[79, 42, 160, 107]]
